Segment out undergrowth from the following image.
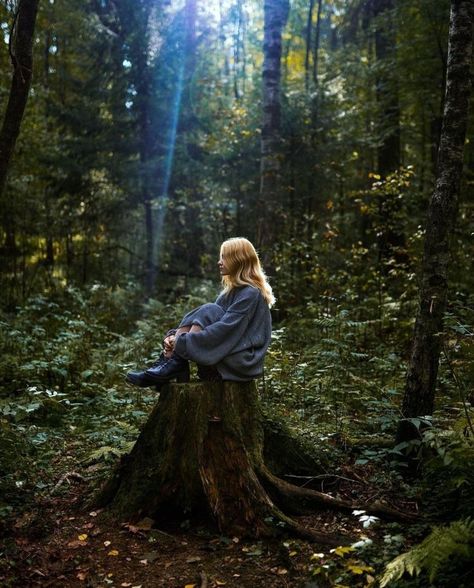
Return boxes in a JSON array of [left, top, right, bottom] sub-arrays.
[[0, 282, 472, 587]]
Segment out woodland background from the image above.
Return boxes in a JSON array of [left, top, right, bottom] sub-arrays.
[[0, 0, 473, 586]]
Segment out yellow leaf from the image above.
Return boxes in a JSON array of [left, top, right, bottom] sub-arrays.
[[347, 563, 373, 574], [289, 551, 298, 557], [184, 585, 197, 588], [78, 534, 88, 541], [108, 549, 119, 556], [332, 546, 354, 557], [347, 565, 365, 574]]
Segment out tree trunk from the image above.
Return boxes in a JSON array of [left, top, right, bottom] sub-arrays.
[[257, 0, 290, 256], [372, 0, 408, 271], [312, 0, 323, 88], [96, 382, 414, 542], [396, 0, 473, 444], [0, 0, 40, 200], [304, 0, 315, 91], [0, 0, 39, 303], [374, 0, 401, 179]]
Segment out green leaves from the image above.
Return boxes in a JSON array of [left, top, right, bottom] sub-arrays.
[[380, 518, 474, 586]]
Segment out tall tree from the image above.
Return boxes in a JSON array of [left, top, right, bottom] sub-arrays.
[[373, 0, 400, 178], [372, 0, 407, 267], [0, 0, 39, 294], [396, 0, 473, 444], [0, 0, 39, 199], [257, 0, 290, 255]]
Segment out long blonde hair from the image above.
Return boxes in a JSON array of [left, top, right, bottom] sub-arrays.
[[220, 237, 275, 307]]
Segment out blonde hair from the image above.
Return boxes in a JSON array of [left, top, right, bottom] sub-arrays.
[[220, 237, 275, 307]]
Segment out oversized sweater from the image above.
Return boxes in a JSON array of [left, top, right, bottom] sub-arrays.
[[173, 285, 272, 381]]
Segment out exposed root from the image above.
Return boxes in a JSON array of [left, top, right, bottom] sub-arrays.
[[259, 465, 417, 522], [274, 509, 354, 546]]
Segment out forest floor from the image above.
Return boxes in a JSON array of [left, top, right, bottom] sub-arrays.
[[2, 453, 414, 588]]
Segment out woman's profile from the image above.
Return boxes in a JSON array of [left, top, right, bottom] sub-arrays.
[[126, 237, 274, 385]]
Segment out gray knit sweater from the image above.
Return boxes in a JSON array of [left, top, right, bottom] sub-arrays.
[[174, 285, 272, 381]]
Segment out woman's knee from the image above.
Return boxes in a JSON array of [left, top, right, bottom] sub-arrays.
[[192, 303, 224, 329]]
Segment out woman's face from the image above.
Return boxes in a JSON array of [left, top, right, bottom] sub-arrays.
[[218, 252, 230, 276]]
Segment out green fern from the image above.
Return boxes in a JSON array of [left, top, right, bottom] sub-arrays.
[[380, 518, 474, 586]]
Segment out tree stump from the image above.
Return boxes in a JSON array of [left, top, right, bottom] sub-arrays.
[[96, 381, 414, 543]]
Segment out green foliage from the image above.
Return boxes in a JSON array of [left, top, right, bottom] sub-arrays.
[[420, 425, 474, 520], [309, 545, 375, 587], [0, 420, 35, 515], [380, 518, 474, 586]]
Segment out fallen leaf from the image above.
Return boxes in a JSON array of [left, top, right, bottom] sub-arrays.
[[104, 540, 111, 547], [89, 511, 98, 517], [184, 585, 196, 588], [186, 556, 202, 564], [107, 549, 119, 556], [215, 581, 227, 586], [120, 583, 132, 587], [277, 568, 288, 575], [78, 534, 88, 541], [77, 571, 87, 581]]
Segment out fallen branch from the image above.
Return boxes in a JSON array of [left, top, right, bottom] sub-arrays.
[[51, 471, 85, 494]]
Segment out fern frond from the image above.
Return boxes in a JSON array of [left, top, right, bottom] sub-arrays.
[[86, 445, 123, 463], [380, 518, 474, 586]]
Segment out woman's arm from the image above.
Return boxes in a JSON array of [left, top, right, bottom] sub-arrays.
[[174, 287, 261, 365]]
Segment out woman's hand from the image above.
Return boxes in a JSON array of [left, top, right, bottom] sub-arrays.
[[163, 334, 176, 355]]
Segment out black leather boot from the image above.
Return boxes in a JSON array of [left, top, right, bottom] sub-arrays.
[[126, 353, 168, 387], [145, 353, 190, 383]]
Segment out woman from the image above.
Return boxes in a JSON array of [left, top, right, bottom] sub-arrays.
[[126, 237, 274, 386]]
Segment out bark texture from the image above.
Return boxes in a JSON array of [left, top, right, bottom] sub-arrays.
[[97, 382, 412, 543], [397, 0, 473, 443], [0, 0, 39, 200], [0, 0, 39, 296], [257, 0, 289, 253], [96, 382, 310, 539]]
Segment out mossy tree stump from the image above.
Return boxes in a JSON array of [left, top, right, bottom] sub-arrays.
[[96, 381, 413, 544]]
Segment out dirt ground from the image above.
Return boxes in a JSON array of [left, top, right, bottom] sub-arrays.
[[1, 476, 374, 588]]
